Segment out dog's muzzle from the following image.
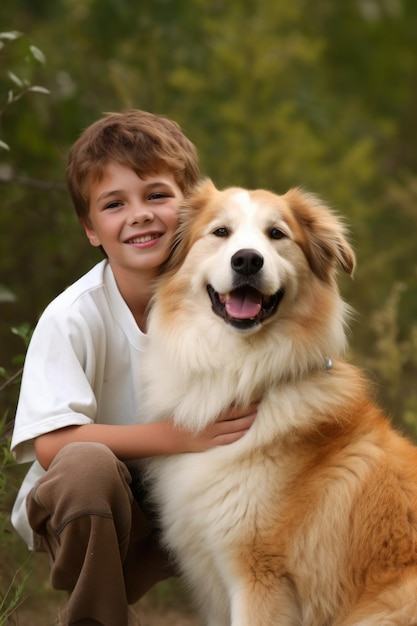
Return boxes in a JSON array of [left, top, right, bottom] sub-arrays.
[[207, 248, 284, 330]]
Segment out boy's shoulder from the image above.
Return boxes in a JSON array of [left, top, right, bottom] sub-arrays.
[[32, 258, 141, 350], [44, 259, 109, 316]]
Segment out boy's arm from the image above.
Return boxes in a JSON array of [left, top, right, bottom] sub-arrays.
[[34, 403, 257, 470]]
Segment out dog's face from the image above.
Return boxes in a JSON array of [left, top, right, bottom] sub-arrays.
[[162, 179, 355, 335]]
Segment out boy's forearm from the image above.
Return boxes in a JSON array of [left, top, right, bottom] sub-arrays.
[[34, 420, 186, 470], [34, 406, 256, 469]]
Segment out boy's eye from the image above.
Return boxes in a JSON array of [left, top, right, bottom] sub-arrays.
[[104, 200, 123, 210], [148, 192, 169, 201]]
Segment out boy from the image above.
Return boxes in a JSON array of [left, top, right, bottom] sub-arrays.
[[10, 110, 256, 626]]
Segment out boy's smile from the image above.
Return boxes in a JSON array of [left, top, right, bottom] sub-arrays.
[[83, 162, 182, 281]]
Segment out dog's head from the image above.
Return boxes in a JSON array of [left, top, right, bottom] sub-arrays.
[[160, 179, 355, 335]]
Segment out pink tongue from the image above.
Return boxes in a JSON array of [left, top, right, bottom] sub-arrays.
[[225, 289, 262, 319]]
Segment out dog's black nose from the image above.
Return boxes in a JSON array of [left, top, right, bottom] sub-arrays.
[[231, 249, 264, 276]]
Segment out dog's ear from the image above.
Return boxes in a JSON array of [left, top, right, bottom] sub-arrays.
[[176, 177, 217, 242], [284, 188, 355, 283], [160, 178, 217, 274], [183, 178, 218, 213]]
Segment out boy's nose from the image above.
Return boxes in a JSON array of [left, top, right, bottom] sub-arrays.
[[127, 202, 154, 225]]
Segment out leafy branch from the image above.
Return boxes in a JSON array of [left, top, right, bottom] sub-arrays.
[[0, 31, 50, 151]]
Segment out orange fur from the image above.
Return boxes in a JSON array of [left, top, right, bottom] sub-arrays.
[[143, 180, 417, 625]]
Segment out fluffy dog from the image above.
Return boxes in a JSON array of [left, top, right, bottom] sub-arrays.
[[142, 179, 417, 625]]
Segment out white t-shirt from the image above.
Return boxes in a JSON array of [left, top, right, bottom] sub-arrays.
[[11, 259, 147, 548]]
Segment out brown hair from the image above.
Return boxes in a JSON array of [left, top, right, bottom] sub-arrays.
[[66, 109, 200, 222]]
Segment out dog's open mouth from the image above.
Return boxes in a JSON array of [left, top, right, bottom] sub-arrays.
[[207, 284, 284, 330]]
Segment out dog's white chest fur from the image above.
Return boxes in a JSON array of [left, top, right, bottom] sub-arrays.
[[146, 414, 293, 625]]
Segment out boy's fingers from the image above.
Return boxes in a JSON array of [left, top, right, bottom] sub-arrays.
[[218, 414, 255, 433], [221, 402, 259, 420]]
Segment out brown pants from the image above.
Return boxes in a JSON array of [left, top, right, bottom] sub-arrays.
[[27, 442, 174, 626]]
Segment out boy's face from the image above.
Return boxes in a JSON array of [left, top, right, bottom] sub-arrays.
[[83, 161, 182, 279]]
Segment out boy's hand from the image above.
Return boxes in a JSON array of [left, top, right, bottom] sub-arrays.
[[183, 403, 258, 453]]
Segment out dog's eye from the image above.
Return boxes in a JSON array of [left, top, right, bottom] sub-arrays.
[[212, 227, 229, 237], [270, 228, 286, 240]]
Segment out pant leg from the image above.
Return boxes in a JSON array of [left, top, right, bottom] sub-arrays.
[[26, 442, 173, 626]]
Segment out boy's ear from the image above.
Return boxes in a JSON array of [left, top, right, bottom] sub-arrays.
[[80, 218, 101, 248]]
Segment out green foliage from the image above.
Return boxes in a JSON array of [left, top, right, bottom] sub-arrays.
[[0, 565, 30, 626], [0, 36, 43, 618], [354, 282, 417, 436], [0, 429, 31, 625], [0, 31, 49, 152], [0, 335, 31, 624]]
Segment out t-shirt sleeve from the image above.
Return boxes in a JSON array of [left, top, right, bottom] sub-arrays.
[[11, 308, 99, 463]]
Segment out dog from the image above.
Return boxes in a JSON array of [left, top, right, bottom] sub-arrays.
[[142, 179, 417, 625]]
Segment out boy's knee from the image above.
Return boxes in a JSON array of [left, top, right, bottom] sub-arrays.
[[52, 441, 120, 476], [29, 442, 133, 526]]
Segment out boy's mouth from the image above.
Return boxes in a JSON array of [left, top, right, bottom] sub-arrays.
[[125, 233, 161, 244]]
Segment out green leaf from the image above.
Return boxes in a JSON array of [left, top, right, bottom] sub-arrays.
[[28, 85, 50, 95], [11, 323, 32, 347], [0, 286, 16, 302], [0, 31, 22, 41], [7, 71, 24, 88], [29, 44, 46, 64], [0, 140, 10, 151]]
